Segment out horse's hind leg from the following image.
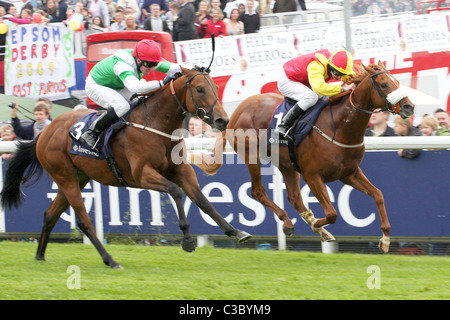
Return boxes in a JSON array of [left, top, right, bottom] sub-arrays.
[[36, 174, 91, 260], [340, 167, 391, 253], [36, 189, 71, 261], [64, 184, 122, 268], [46, 168, 122, 268], [248, 163, 295, 236], [232, 130, 294, 235]]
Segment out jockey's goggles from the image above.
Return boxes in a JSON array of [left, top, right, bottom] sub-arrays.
[[140, 60, 158, 68], [330, 67, 345, 78]]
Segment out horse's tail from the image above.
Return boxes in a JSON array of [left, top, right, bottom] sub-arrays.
[[187, 130, 226, 175], [1, 137, 43, 209]]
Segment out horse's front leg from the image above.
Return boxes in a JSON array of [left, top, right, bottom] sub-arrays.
[[340, 167, 391, 253], [301, 174, 337, 242], [281, 167, 334, 240], [137, 166, 195, 252], [171, 163, 252, 243]]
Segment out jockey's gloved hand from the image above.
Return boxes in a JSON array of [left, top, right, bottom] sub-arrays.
[[162, 72, 183, 85]]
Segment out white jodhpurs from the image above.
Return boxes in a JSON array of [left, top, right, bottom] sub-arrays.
[[85, 74, 134, 117], [277, 72, 319, 111]]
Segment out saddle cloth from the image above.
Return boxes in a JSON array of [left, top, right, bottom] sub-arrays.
[[68, 97, 145, 159], [268, 99, 329, 147], [68, 112, 125, 159]]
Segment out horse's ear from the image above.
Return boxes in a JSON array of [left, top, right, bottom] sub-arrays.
[[362, 63, 371, 74], [377, 61, 386, 69], [180, 66, 188, 74]]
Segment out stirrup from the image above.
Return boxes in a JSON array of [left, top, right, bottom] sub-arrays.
[[79, 131, 100, 152], [275, 126, 294, 143]]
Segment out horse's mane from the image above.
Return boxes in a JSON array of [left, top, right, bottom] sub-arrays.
[[193, 65, 210, 73], [345, 63, 383, 85], [135, 66, 210, 103]]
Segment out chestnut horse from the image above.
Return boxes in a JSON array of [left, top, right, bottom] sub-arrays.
[[192, 62, 414, 253], [1, 66, 251, 269]]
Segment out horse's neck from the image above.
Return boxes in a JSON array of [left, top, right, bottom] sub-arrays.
[[331, 93, 371, 141], [130, 90, 185, 134]]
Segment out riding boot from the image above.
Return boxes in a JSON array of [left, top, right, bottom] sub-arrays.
[[79, 107, 119, 152], [275, 104, 305, 143]]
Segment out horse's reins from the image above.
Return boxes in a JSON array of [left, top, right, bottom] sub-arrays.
[[308, 70, 401, 149], [124, 94, 184, 141]]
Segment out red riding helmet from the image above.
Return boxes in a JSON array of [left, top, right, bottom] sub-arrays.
[[132, 39, 162, 63]]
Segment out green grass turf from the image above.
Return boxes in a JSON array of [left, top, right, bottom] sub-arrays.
[[0, 241, 448, 300]]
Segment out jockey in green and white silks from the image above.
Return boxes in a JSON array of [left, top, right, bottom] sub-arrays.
[[80, 39, 182, 151]]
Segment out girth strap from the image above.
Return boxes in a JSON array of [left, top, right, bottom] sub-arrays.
[[106, 157, 128, 187]]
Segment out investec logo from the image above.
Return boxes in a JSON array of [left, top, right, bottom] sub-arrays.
[[73, 144, 100, 157]]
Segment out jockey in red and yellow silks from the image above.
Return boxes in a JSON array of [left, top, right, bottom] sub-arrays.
[[275, 49, 356, 141]]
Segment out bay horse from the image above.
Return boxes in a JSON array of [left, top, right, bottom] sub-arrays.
[[191, 62, 414, 253], [1, 66, 251, 269]]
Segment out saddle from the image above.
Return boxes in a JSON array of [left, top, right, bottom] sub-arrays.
[[268, 98, 330, 173], [68, 97, 145, 186], [68, 97, 144, 159], [68, 110, 126, 160], [268, 98, 329, 148]]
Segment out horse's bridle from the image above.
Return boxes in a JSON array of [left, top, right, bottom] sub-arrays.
[[170, 70, 220, 124], [349, 70, 401, 115]]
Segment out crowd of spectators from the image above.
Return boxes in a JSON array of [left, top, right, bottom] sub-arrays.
[[351, 0, 419, 16], [0, 0, 431, 43], [0, 0, 264, 41], [364, 108, 450, 159]]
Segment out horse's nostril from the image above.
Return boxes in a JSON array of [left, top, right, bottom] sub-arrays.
[[214, 118, 229, 131]]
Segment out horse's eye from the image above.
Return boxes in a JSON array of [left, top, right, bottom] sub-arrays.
[[380, 83, 389, 89], [196, 87, 204, 94]]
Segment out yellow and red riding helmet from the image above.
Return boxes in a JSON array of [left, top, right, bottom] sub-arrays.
[[328, 49, 356, 77]]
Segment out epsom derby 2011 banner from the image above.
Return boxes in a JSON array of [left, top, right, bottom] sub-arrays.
[[4, 23, 75, 100], [173, 13, 450, 78]]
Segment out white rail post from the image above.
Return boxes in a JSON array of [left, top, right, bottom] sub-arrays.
[[271, 166, 286, 250], [0, 159, 4, 232]]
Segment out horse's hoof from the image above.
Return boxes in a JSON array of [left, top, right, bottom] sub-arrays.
[[319, 228, 335, 242], [106, 259, 123, 269], [378, 236, 390, 253], [182, 238, 196, 252], [235, 230, 252, 243], [35, 255, 45, 261], [283, 226, 295, 236]]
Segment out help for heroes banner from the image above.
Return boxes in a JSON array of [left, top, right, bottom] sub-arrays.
[[4, 23, 75, 100], [174, 13, 450, 77]]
